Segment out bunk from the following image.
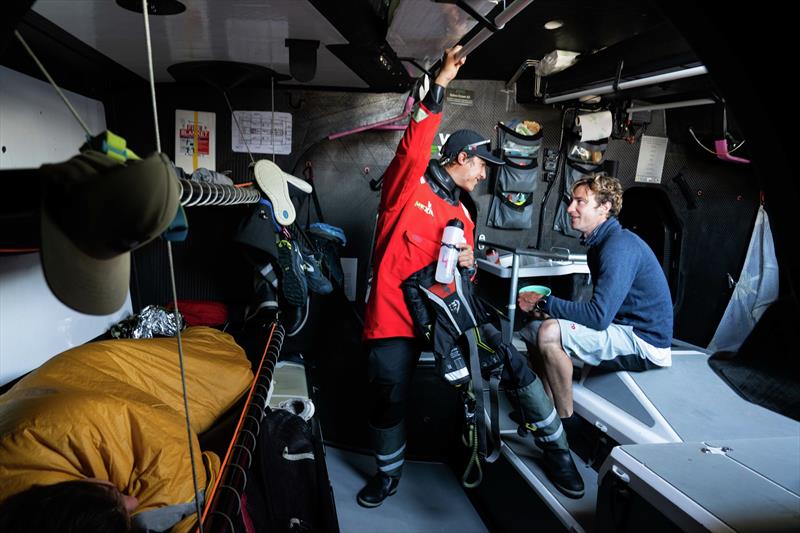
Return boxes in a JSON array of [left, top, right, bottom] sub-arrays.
[[480, 342, 800, 532]]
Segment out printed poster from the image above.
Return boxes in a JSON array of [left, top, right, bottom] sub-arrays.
[[231, 111, 292, 155], [635, 135, 669, 184], [175, 109, 216, 172]]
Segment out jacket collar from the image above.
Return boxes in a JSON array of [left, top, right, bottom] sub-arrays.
[[425, 160, 460, 205], [582, 217, 620, 247]]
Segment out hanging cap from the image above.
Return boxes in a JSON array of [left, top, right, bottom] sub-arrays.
[[39, 150, 180, 315], [440, 129, 504, 166]]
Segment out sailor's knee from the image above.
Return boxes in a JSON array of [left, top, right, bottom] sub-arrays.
[[537, 319, 562, 347]]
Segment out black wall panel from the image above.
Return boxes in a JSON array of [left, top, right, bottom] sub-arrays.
[[110, 79, 758, 347]]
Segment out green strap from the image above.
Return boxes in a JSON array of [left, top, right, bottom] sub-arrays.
[[84, 130, 141, 162]]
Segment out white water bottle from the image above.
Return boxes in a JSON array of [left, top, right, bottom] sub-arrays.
[[435, 218, 465, 284]]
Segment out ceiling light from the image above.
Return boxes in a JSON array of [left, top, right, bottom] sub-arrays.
[[116, 0, 186, 16], [544, 20, 564, 30]]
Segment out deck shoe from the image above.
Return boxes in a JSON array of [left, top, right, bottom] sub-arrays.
[[245, 272, 279, 322], [276, 238, 308, 306], [542, 448, 585, 499], [302, 251, 333, 294], [356, 473, 400, 508]]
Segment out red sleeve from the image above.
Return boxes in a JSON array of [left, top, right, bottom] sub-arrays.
[[379, 103, 442, 213]]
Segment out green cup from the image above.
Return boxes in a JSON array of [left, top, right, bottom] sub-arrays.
[[518, 285, 552, 297]]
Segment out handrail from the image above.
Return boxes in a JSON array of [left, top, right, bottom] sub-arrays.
[[327, 96, 414, 140], [543, 65, 708, 104], [327, 0, 536, 141], [480, 240, 587, 343], [455, 0, 535, 60], [481, 240, 587, 262]]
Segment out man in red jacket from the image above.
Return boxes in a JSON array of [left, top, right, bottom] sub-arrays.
[[358, 46, 505, 507]]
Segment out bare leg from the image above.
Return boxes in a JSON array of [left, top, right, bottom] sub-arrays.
[[536, 319, 574, 417]]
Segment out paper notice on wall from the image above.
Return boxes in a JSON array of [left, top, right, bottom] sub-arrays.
[[635, 135, 669, 184], [340, 257, 357, 302], [175, 109, 216, 172], [232, 111, 292, 155], [576, 110, 612, 141]]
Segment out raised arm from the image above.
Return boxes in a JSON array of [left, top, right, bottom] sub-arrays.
[[379, 46, 465, 212]]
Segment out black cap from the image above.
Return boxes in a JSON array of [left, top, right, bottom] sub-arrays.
[[440, 129, 504, 166]]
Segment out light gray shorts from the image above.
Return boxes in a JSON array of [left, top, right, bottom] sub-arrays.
[[519, 319, 668, 368]]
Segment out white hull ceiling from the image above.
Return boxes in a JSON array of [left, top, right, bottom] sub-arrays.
[[32, 0, 368, 87], [388, 0, 496, 74]]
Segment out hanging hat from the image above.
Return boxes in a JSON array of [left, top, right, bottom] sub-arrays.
[[39, 150, 180, 315]]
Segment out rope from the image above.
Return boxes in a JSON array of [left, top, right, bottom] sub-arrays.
[[689, 127, 746, 155], [271, 76, 275, 162], [13, 31, 91, 136], [166, 242, 203, 531], [461, 420, 482, 488], [141, 1, 161, 153], [140, 1, 201, 529], [688, 127, 718, 155], [223, 91, 255, 165], [460, 389, 483, 488]]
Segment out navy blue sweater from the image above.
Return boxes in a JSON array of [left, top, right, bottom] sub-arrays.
[[542, 218, 673, 348]]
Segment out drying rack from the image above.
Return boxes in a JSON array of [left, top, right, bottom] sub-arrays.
[[178, 178, 261, 207]]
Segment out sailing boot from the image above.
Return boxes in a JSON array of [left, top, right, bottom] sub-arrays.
[[507, 379, 585, 499], [356, 422, 405, 507]]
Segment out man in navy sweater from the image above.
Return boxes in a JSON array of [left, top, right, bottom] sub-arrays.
[[519, 174, 673, 419]]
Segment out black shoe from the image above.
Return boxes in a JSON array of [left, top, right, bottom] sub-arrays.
[[542, 449, 585, 499], [302, 251, 333, 295], [356, 474, 399, 508], [277, 239, 308, 306]]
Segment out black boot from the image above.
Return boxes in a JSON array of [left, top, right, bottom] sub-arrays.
[[542, 449, 585, 499], [357, 422, 405, 508], [357, 473, 400, 507], [507, 380, 585, 499]]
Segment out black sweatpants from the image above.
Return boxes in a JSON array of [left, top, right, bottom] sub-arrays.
[[367, 337, 422, 429], [367, 326, 535, 429]]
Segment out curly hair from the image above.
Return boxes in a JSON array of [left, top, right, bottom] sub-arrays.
[[571, 173, 623, 217]]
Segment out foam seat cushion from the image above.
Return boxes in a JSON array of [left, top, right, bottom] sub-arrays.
[[0, 326, 253, 514]]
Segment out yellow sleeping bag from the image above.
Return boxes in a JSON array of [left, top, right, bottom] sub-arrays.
[[0, 326, 253, 522]]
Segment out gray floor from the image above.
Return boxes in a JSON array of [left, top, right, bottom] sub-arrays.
[[325, 446, 489, 533]]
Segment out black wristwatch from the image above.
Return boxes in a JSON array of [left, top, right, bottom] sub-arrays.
[[534, 297, 548, 312]]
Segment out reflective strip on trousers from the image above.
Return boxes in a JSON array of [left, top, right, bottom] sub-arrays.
[[377, 443, 406, 476]]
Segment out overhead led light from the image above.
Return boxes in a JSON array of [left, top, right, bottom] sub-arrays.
[[544, 20, 564, 30], [116, 0, 186, 15]]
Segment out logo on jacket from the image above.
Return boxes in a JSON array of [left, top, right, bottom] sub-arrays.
[[414, 200, 434, 217], [448, 300, 461, 314]]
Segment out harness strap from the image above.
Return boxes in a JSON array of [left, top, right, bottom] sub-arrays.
[[466, 327, 500, 466]]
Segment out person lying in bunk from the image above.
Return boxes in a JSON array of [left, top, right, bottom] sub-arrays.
[[518, 174, 673, 425], [0, 479, 138, 533], [358, 45, 583, 506], [0, 327, 254, 533]]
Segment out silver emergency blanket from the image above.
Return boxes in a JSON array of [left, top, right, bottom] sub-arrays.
[[708, 205, 779, 352], [110, 305, 184, 339]]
